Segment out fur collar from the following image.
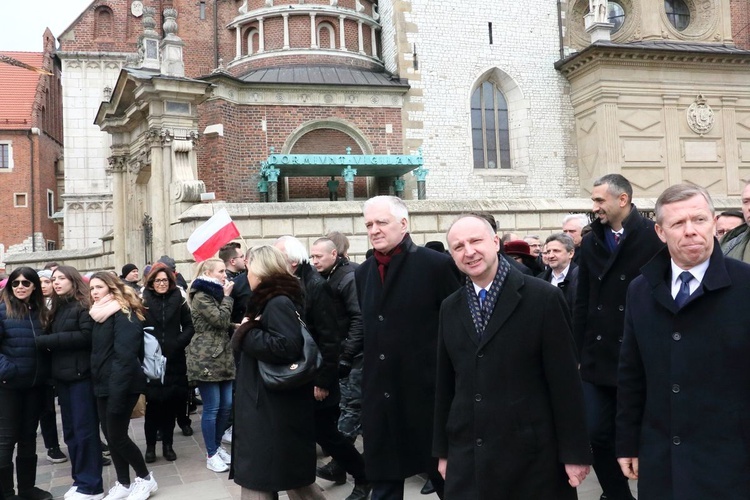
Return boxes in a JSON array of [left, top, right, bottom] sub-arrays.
[[189, 276, 224, 302]]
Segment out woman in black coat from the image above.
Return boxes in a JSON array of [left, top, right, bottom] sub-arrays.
[[0, 267, 52, 500], [36, 266, 103, 499], [141, 263, 194, 463], [89, 272, 157, 500], [231, 245, 324, 500]]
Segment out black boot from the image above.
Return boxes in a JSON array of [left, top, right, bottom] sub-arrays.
[[162, 444, 177, 462], [0, 464, 19, 499], [420, 479, 435, 495], [316, 460, 346, 485], [145, 445, 156, 463], [345, 481, 371, 500], [15, 456, 51, 500]]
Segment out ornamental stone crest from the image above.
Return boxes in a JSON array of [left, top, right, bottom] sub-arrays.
[[686, 94, 714, 136]]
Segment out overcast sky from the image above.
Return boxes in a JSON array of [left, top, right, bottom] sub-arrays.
[[1, 1, 94, 52]]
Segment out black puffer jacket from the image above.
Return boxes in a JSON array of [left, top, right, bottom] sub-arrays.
[[0, 302, 48, 389], [322, 258, 363, 364], [91, 310, 146, 414], [36, 296, 94, 382], [142, 287, 194, 400]]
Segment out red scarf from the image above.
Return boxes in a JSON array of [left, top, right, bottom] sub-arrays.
[[374, 245, 403, 283]]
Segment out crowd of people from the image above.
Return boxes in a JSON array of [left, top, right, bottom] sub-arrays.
[[3, 181, 750, 500]]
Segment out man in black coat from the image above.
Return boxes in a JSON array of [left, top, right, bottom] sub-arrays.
[[275, 236, 369, 500], [355, 196, 461, 500], [434, 215, 592, 499], [617, 184, 750, 498], [573, 173, 663, 500], [540, 232, 578, 314]]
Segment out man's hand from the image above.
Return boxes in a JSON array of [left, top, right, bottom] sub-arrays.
[[438, 458, 447, 480], [617, 457, 639, 480], [564, 464, 590, 487], [314, 386, 329, 401]]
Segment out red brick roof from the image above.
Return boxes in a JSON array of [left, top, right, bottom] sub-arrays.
[[0, 51, 43, 130]]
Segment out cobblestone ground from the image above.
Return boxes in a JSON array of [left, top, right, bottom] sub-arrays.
[[33, 406, 636, 499]]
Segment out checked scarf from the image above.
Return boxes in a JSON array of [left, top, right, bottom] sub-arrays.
[[465, 257, 511, 340]]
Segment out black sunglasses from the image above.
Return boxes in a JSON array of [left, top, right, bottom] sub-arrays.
[[11, 280, 32, 289]]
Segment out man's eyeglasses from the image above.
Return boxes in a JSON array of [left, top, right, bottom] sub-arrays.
[[153, 279, 169, 284], [11, 280, 32, 289]]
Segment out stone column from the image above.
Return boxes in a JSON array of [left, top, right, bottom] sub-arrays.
[[339, 16, 346, 50], [266, 167, 281, 202], [235, 26, 242, 59], [723, 97, 740, 195], [258, 178, 269, 203], [147, 128, 172, 259], [413, 166, 429, 200], [357, 20, 365, 54], [310, 14, 317, 48], [370, 25, 377, 56], [342, 166, 357, 201], [663, 95, 682, 186], [282, 13, 290, 49], [258, 17, 265, 52], [107, 155, 128, 264]]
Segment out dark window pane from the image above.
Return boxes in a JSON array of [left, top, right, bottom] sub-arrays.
[[608, 2, 625, 33], [473, 149, 485, 169], [471, 109, 483, 125], [483, 82, 494, 110], [487, 147, 498, 169], [471, 88, 481, 108], [495, 88, 508, 112], [665, 0, 690, 31]]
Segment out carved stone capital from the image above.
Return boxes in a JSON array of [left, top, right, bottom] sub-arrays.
[[146, 127, 174, 146], [106, 155, 129, 173]]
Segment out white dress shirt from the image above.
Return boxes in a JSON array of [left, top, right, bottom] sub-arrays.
[[669, 258, 709, 299]]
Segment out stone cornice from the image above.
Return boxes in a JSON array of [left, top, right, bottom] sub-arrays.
[[228, 4, 380, 30], [226, 48, 383, 70]]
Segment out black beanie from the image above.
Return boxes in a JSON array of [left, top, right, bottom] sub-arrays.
[[121, 263, 138, 279]]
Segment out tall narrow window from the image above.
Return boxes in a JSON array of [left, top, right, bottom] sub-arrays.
[[471, 81, 510, 169], [200, 1, 206, 20], [47, 190, 54, 218], [0, 144, 9, 169]]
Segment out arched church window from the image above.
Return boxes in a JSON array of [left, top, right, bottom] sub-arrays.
[[665, 0, 690, 31], [317, 22, 336, 49], [608, 2, 625, 33], [247, 29, 260, 55], [471, 81, 510, 169], [95, 6, 114, 39]]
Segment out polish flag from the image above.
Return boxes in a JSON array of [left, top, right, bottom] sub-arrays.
[[186, 208, 240, 262]]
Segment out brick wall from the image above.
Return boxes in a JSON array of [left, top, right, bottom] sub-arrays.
[[732, 0, 750, 50]]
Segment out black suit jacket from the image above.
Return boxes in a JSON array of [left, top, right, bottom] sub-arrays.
[[617, 244, 750, 499], [434, 268, 591, 500], [573, 206, 664, 386], [541, 262, 579, 317]]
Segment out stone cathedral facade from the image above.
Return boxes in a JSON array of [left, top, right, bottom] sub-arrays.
[[30, 0, 750, 268]]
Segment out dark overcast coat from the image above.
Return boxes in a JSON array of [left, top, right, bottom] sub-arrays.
[[434, 268, 591, 499], [355, 235, 460, 481], [617, 244, 750, 499]]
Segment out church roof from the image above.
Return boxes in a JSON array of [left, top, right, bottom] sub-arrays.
[[0, 51, 43, 130], [236, 65, 409, 88]]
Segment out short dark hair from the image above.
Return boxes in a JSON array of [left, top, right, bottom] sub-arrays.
[[219, 243, 242, 264], [545, 233, 575, 253], [718, 210, 743, 221], [43, 262, 59, 270], [594, 174, 633, 202], [655, 183, 715, 224]]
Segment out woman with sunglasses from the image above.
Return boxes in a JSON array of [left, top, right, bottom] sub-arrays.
[[0, 267, 53, 500], [141, 263, 194, 464], [89, 272, 157, 500], [35, 266, 103, 500]]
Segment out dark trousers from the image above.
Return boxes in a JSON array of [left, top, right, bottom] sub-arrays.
[[583, 382, 634, 500], [144, 393, 183, 446], [39, 384, 61, 450], [0, 385, 45, 465], [97, 395, 149, 486], [371, 465, 444, 500], [58, 379, 103, 495], [314, 404, 366, 482], [175, 389, 192, 429]]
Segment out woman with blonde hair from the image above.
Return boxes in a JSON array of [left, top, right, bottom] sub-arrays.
[[231, 246, 324, 500], [88, 272, 157, 500], [186, 258, 235, 473]]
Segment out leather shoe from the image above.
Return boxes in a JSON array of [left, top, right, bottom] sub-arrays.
[[420, 479, 435, 495], [181, 424, 194, 436], [163, 444, 177, 461], [316, 460, 346, 484], [345, 482, 371, 500], [145, 445, 156, 463]]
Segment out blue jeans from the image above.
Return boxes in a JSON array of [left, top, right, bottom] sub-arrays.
[[197, 381, 232, 457]]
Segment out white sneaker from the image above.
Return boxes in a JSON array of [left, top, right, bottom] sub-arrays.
[[64, 486, 78, 499], [103, 482, 132, 500], [206, 452, 230, 472], [68, 492, 105, 500], [216, 446, 232, 464], [126, 473, 158, 500], [221, 426, 232, 444]]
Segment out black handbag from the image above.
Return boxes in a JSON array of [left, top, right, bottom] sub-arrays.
[[257, 313, 323, 390]]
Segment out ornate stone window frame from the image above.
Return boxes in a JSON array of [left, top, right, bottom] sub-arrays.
[[660, 0, 718, 41]]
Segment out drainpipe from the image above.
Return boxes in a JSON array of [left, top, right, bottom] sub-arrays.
[[557, 0, 565, 60], [214, 0, 220, 68], [28, 128, 40, 252]]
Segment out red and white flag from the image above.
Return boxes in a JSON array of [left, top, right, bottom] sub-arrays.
[[186, 208, 240, 262]]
